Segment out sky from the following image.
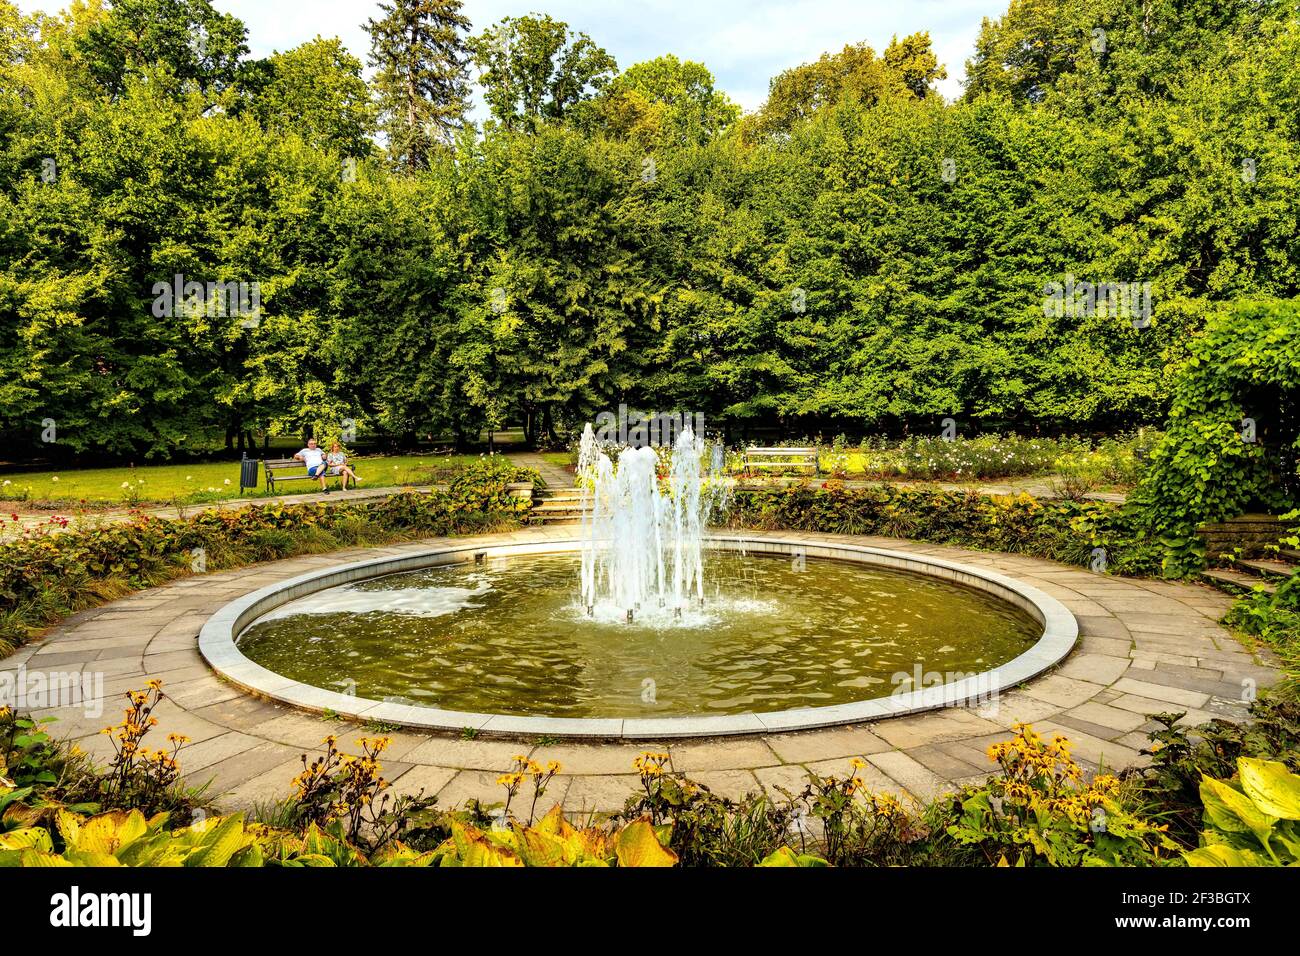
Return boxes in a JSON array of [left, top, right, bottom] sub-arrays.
[[17, 0, 1008, 109]]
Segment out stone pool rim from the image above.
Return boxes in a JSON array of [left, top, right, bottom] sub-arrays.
[[198, 534, 1079, 739]]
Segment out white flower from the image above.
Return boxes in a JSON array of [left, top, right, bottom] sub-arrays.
[[223, 478, 230, 485], [121, 481, 130, 488], [51, 475, 59, 482]]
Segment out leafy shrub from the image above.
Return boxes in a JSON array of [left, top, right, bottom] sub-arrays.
[[0, 803, 409, 867], [448, 456, 540, 514], [1185, 757, 1300, 866], [1130, 696, 1300, 848], [1, 704, 67, 792], [1221, 509, 1300, 671], [874, 434, 1073, 480], [94, 682, 201, 818], [429, 807, 678, 867], [779, 760, 940, 866], [722, 482, 1162, 574], [5, 692, 1300, 868], [616, 752, 795, 866], [945, 724, 1178, 866], [817, 432, 1155, 485], [288, 734, 442, 853], [1132, 299, 1300, 575]]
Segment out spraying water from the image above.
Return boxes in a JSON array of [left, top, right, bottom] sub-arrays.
[[578, 424, 726, 625]]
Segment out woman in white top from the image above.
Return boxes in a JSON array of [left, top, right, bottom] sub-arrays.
[[326, 442, 360, 490]]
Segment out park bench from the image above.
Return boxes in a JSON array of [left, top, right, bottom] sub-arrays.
[[742, 446, 819, 477], [262, 457, 360, 495]]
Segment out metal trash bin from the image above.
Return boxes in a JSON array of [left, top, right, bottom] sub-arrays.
[[239, 455, 259, 494]]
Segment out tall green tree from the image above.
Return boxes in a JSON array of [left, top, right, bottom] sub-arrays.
[[470, 14, 616, 132], [72, 0, 247, 97], [882, 32, 947, 98], [242, 37, 376, 158], [747, 35, 942, 140], [366, 0, 472, 171], [588, 54, 739, 148]]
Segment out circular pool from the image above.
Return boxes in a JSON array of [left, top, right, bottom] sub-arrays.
[[198, 536, 1078, 738]]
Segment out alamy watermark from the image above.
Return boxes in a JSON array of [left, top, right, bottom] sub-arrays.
[[1, 667, 103, 718], [1043, 274, 1152, 328], [151, 274, 262, 328], [891, 664, 1000, 712], [593, 404, 705, 448]]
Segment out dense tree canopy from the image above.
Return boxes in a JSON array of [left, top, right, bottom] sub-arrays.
[[1, 0, 1298, 459]]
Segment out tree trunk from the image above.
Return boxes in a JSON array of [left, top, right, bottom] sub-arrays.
[[542, 406, 557, 446], [523, 409, 536, 449]]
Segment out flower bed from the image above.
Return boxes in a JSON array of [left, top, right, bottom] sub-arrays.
[[3, 684, 1297, 868]]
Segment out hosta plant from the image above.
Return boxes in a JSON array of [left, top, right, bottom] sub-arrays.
[[1186, 757, 1300, 866], [428, 806, 678, 867]]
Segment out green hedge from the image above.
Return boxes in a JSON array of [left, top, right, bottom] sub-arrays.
[[722, 482, 1162, 574]]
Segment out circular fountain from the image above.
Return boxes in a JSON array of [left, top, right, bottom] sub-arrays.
[[198, 426, 1077, 739]]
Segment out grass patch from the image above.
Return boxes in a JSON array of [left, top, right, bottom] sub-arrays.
[[0, 454, 484, 508]]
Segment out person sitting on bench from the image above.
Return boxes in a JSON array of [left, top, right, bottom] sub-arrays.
[[293, 438, 330, 493], [326, 442, 360, 490]]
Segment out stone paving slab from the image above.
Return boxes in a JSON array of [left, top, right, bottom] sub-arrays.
[[5, 526, 1282, 816]]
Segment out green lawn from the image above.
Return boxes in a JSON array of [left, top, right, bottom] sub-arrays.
[[0, 453, 482, 508]]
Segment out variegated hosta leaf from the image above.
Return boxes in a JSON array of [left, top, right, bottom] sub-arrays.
[[1238, 758, 1300, 821], [614, 817, 678, 867]]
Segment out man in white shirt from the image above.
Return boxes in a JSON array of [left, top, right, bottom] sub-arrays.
[[293, 438, 330, 493]]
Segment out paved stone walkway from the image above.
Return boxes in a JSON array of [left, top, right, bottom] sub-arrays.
[[5, 527, 1278, 818], [507, 451, 575, 488]]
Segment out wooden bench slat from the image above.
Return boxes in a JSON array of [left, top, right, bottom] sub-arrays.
[[741, 445, 819, 476]]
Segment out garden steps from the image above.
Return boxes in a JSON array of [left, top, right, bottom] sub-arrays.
[[1199, 568, 1277, 595], [1235, 557, 1297, 579], [529, 486, 590, 525]]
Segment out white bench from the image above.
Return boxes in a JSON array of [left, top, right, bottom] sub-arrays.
[[742, 446, 819, 476]]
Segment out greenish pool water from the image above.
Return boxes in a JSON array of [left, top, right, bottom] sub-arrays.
[[235, 552, 1039, 718]]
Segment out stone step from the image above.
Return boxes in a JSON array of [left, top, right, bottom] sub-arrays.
[[535, 491, 588, 502], [1200, 568, 1278, 595], [1280, 548, 1300, 562], [531, 502, 591, 514], [1235, 558, 1298, 579]]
